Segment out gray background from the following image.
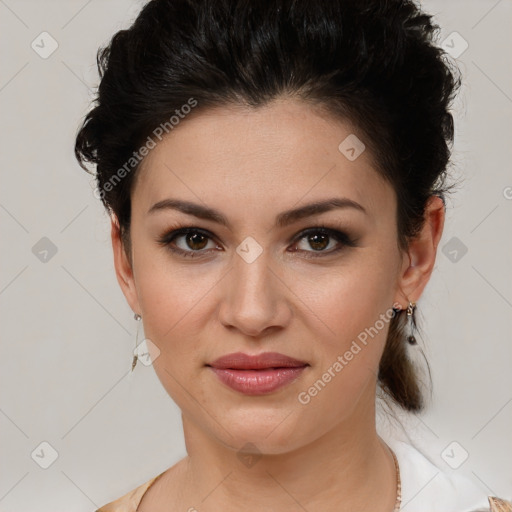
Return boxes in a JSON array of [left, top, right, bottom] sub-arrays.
[[0, 0, 511, 510]]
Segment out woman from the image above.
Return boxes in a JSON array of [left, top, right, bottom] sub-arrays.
[[74, 0, 511, 510]]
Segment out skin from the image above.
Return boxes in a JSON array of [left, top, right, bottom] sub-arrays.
[[111, 96, 445, 511]]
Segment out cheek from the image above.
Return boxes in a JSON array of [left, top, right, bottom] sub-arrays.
[[294, 249, 398, 399], [132, 247, 220, 367], [299, 248, 398, 347], [135, 264, 214, 411]]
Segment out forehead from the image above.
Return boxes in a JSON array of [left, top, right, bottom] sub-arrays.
[[133, 98, 393, 226]]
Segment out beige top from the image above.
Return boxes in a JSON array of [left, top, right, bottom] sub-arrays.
[[94, 472, 512, 512], [95, 471, 165, 512]]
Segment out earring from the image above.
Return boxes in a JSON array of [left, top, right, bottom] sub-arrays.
[[131, 312, 142, 371], [406, 301, 417, 345]]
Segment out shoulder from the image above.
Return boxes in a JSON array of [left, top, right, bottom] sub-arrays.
[[387, 438, 512, 512], [94, 471, 166, 512]]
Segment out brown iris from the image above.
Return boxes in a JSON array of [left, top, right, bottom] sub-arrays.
[[307, 233, 329, 251], [185, 232, 209, 251]]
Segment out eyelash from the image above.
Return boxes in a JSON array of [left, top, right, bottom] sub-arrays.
[[157, 224, 359, 260]]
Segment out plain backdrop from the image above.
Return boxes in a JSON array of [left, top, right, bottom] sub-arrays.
[[0, 0, 511, 510]]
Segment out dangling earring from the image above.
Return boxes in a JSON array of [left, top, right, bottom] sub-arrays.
[[131, 312, 142, 371], [406, 301, 417, 345]]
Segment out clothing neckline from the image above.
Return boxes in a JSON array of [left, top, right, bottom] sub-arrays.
[[134, 470, 166, 511]]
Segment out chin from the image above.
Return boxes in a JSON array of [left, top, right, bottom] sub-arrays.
[[210, 410, 310, 456]]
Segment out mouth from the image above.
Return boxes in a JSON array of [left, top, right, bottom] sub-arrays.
[[207, 351, 309, 370], [206, 352, 309, 395]]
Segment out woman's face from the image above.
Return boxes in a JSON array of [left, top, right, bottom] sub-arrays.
[[113, 97, 418, 454]]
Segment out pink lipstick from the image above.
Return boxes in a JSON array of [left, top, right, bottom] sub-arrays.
[[207, 352, 309, 395]]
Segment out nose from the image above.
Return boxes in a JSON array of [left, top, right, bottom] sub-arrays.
[[217, 249, 292, 338]]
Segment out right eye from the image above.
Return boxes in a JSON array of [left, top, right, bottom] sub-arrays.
[[157, 227, 221, 258]]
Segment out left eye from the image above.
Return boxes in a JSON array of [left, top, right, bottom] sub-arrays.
[[295, 231, 337, 252], [290, 228, 355, 256]]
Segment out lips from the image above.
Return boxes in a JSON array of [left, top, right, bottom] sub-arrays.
[[208, 351, 309, 370], [206, 352, 309, 395]]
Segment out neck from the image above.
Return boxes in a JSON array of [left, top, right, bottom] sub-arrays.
[[178, 385, 398, 512]]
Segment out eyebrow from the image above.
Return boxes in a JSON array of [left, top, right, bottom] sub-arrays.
[[147, 197, 367, 228]]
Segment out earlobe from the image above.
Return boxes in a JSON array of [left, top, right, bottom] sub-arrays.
[[110, 214, 140, 314], [394, 195, 446, 306]]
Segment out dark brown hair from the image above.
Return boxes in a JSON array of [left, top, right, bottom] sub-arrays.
[[74, 0, 463, 412]]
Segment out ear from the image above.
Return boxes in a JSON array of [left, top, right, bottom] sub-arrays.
[[394, 195, 445, 307], [111, 213, 141, 315]]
